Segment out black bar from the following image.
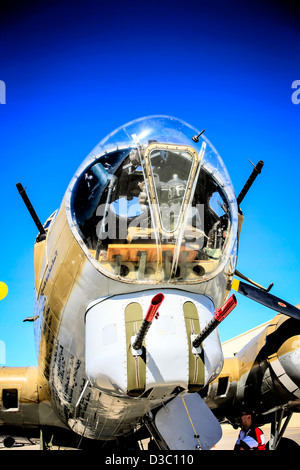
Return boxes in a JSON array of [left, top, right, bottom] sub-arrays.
[[16, 183, 46, 236], [237, 280, 300, 320], [132, 320, 151, 350], [192, 318, 219, 348], [237, 160, 264, 206]]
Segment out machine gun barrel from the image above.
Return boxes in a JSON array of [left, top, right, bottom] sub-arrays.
[[16, 183, 46, 239], [237, 160, 264, 206], [132, 293, 164, 350], [192, 295, 237, 348]]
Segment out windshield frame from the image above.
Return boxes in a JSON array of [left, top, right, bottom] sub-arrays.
[[142, 142, 203, 235]]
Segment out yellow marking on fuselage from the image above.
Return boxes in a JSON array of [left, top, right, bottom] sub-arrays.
[[231, 279, 240, 292]]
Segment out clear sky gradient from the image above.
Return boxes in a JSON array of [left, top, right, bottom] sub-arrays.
[[0, 0, 300, 366]]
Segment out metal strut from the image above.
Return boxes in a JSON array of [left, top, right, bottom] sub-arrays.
[[143, 415, 169, 450], [268, 409, 294, 450]]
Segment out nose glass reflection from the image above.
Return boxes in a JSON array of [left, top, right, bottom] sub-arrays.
[[70, 116, 237, 284]]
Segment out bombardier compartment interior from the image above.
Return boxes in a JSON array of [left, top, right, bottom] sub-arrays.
[[71, 146, 231, 283]]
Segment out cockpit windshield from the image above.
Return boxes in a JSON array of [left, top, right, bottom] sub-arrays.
[[67, 116, 238, 284]]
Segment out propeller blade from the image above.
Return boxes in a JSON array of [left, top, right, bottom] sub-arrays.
[[231, 279, 300, 320]]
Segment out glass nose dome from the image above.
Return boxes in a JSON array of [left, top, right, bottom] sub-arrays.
[[67, 115, 238, 284]]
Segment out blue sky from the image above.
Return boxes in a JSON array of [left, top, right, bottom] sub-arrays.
[[0, 0, 300, 366]]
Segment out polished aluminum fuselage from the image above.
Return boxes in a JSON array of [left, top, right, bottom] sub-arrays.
[[33, 200, 232, 439]]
